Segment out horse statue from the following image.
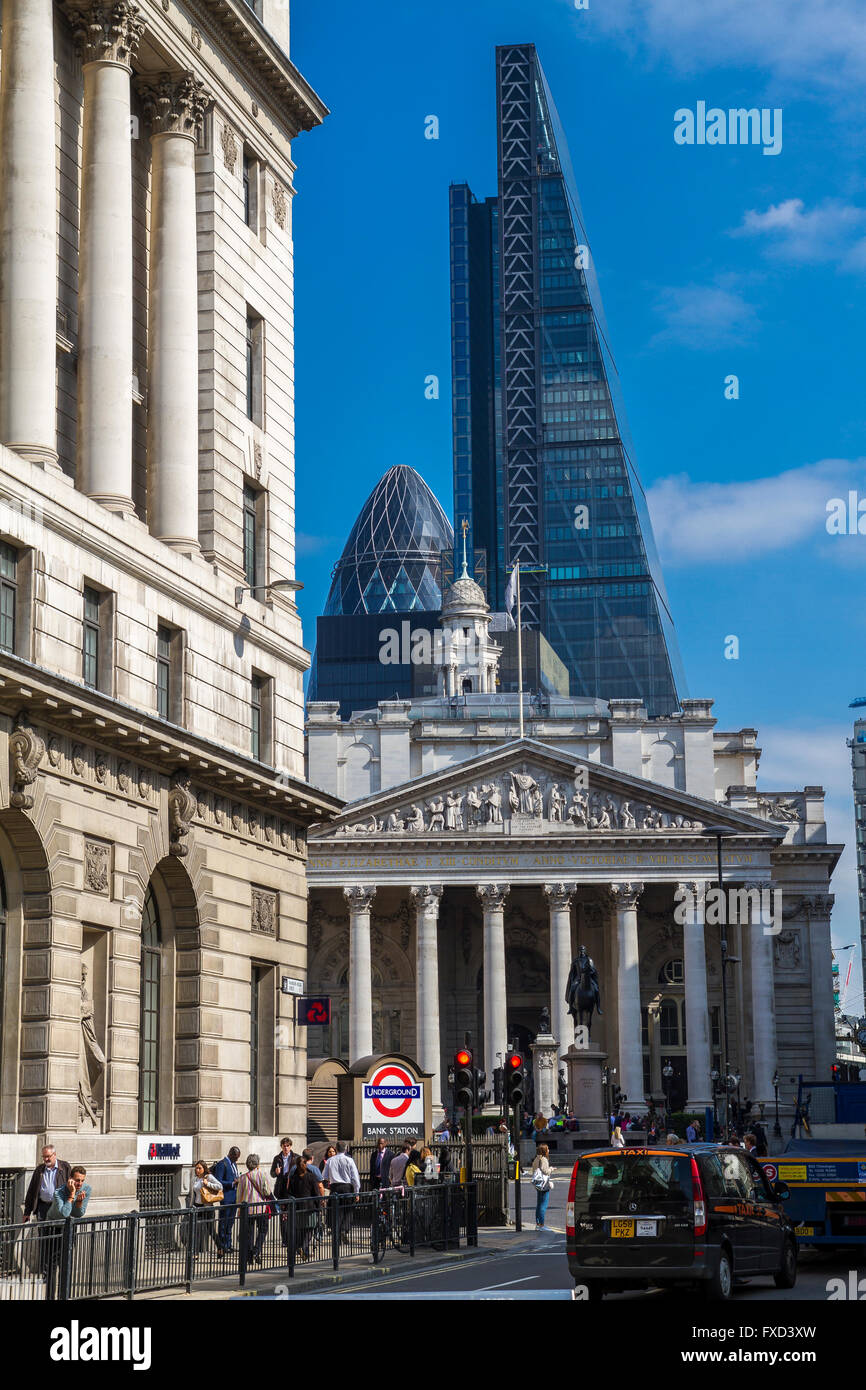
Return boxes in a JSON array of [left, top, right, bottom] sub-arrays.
[[565, 944, 603, 1038]]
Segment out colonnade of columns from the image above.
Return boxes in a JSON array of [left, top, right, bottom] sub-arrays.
[[0, 0, 210, 552], [340, 877, 781, 1117]]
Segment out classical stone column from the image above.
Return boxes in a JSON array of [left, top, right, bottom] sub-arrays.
[[477, 884, 509, 1076], [138, 72, 211, 553], [344, 885, 376, 1063], [544, 883, 574, 1055], [65, 1, 143, 512], [747, 881, 780, 1110], [610, 882, 646, 1114], [804, 893, 836, 1082], [0, 0, 59, 465], [647, 1000, 663, 1097], [680, 880, 712, 1110], [411, 884, 443, 1110]]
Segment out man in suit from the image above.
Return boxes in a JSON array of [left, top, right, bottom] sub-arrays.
[[211, 1146, 242, 1257], [369, 1136, 393, 1189], [270, 1137, 298, 1199], [24, 1146, 71, 1222]]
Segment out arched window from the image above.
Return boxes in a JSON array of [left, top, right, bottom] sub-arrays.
[[659, 958, 684, 985], [139, 887, 161, 1131]]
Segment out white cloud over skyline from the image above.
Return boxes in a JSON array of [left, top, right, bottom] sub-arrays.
[[732, 198, 866, 271], [650, 281, 757, 349]]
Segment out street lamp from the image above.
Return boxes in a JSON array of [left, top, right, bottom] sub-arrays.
[[772, 1069, 781, 1140], [234, 577, 304, 606], [710, 1069, 720, 1137], [662, 1061, 674, 1124], [701, 825, 741, 1140]]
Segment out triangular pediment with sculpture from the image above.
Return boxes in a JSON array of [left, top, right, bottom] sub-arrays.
[[310, 739, 779, 844]]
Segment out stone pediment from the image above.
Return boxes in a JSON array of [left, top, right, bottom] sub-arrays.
[[310, 739, 778, 844]]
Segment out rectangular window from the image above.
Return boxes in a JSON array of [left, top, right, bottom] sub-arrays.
[[250, 962, 275, 1134], [82, 586, 100, 688], [251, 672, 273, 763], [156, 626, 171, 720], [242, 150, 259, 232], [250, 963, 263, 1134], [245, 312, 264, 426], [0, 542, 17, 654], [243, 482, 259, 589]]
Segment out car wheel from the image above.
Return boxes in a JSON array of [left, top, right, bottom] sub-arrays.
[[773, 1239, 797, 1290], [704, 1248, 734, 1301]]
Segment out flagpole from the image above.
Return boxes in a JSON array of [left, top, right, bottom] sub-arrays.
[[516, 563, 524, 739]]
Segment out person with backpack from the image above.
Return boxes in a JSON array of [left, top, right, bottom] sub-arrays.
[[530, 1143, 554, 1229]]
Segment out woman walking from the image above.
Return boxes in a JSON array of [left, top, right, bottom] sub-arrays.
[[530, 1144, 554, 1229], [188, 1160, 222, 1253], [288, 1156, 321, 1261]]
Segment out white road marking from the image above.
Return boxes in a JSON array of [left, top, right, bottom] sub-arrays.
[[478, 1274, 540, 1290]]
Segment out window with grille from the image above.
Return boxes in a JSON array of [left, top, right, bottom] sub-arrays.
[[0, 543, 17, 653], [139, 888, 161, 1132]]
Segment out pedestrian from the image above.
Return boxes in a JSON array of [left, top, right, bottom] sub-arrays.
[[420, 1146, 437, 1181], [686, 1118, 701, 1143], [532, 1111, 547, 1141], [666, 1132, 681, 1146], [47, 1166, 90, 1220], [530, 1143, 554, 1229], [301, 1148, 326, 1194], [743, 1132, 758, 1154], [212, 1145, 243, 1257], [23, 1145, 71, 1222], [188, 1160, 222, 1252], [288, 1157, 321, 1261], [405, 1149, 423, 1185], [369, 1136, 393, 1189], [270, 1137, 298, 1199], [236, 1153, 274, 1267], [323, 1142, 360, 1249], [438, 1145, 453, 1178], [388, 1140, 412, 1187], [610, 1126, 625, 1149]]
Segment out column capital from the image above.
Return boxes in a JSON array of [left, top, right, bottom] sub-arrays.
[[410, 884, 443, 913], [543, 882, 575, 910], [62, 1, 144, 67], [610, 881, 644, 910], [476, 883, 509, 911], [136, 71, 214, 137], [343, 885, 376, 913]]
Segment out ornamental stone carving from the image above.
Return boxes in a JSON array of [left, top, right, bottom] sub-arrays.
[[196, 791, 208, 821], [47, 736, 63, 769], [117, 761, 131, 792], [220, 122, 238, 172], [272, 181, 288, 229], [343, 885, 376, 913], [543, 883, 574, 911], [84, 839, 110, 894], [168, 768, 196, 857], [63, 1, 144, 66], [248, 808, 260, 837], [410, 884, 443, 914], [773, 930, 802, 969], [137, 71, 212, 136], [94, 750, 108, 784], [610, 881, 644, 911], [476, 883, 509, 912], [72, 744, 86, 778], [251, 888, 277, 936], [9, 712, 46, 809], [279, 821, 291, 848], [137, 767, 150, 800], [757, 795, 804, 824], [214, 798, 225, 826]]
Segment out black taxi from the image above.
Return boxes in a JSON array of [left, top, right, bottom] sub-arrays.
[[565, 1144, 798, 1300]]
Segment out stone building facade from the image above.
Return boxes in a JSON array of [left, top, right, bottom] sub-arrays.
[[0, 0, 339, 1213], [306, 577, 842, 1129]]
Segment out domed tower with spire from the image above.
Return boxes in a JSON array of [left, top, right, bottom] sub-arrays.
[[437, 519, 501, 696]]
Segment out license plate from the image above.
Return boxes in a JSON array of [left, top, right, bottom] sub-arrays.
[[636, 1219, 657, 1237], [797, 1226, 815, 1236], [611, 1219, 634, 1238]]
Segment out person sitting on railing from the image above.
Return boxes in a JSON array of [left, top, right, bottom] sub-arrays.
[[46, 1166, 91, 1221]]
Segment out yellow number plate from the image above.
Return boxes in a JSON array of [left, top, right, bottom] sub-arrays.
[[611, 1219, 635, 1238], [797, 1226, 816, 1237]]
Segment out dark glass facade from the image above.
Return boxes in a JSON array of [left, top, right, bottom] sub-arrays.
[[309, 465, 454, 717], [449, 44, 687, 716]]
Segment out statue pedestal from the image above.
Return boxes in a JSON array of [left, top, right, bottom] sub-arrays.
[[563, 1045, 610, 1142], [530, 1034, 559, 1115]]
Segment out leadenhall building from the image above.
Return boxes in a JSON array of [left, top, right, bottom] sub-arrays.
[[0, 1, 338, 1213], [306, 568, 841, 1127]]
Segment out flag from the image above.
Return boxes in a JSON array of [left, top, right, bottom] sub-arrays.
[[504, 562, 519, 630]]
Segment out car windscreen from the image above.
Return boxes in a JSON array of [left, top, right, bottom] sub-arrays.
[[574, 1153, 694, 1213]]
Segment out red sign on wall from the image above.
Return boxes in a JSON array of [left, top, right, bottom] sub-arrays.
[[298, 996, 331, 1025]]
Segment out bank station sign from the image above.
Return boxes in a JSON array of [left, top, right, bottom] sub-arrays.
[[360, 1060, 426, 1139]]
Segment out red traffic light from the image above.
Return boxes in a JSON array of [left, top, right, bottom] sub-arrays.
[[507, 1053, 523, 1070], [455, 1049, 472, 1067]]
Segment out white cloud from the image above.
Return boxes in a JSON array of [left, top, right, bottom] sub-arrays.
[[732, 198, 866, 269], [646, 459, 862, 564], [571, 0, 866, 94], [650, 282, 757, 349]]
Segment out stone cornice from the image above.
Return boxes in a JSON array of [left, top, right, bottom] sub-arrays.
[[0, 657, 342, 825]]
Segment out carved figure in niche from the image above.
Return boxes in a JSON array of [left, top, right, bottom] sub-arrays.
[[568, 789, 589, 827], [548, 783, 566, 823], [467, 785, 483, 827], [604, 793, 619, 828], [427, 795, 445, 832], [538, 1003, 552, 1036], [592, 798, 611, 831], [445, 790, 464, 830], [620, 800, 636, 829], [78, 964, 106, 1129], [482, 782, 503, 824], [511, 770, 540, 815], [774, 930, 802, 969], [405, 804, 425, 833]]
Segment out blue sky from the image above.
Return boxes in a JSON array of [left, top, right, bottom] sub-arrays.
[[289, 0, 866, 1008]]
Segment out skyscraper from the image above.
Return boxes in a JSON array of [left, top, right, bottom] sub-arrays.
[[450, 43, 687, 716]]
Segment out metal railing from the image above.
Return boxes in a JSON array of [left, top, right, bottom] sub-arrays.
[[0, 1182, 478, 1301]]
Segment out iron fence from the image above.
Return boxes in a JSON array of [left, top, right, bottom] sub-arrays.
[[0, 1181, 478, 1300], [351, 1137, 508, 1223]]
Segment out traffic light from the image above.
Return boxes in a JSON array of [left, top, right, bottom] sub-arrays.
[[505, 1052, 525, 1107], [454, 1048, 474, 1108], [475, 1068, 489, 1107]]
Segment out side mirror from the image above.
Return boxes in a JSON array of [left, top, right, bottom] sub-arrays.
[[772, 1180, 789, 1201]]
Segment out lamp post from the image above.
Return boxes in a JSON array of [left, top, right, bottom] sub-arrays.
[[234, 577, 304, 606], [662, 1061, 674, 1125], [772, 1069, 781, 1140], [701, 826, 740, 1141], [710, 1069, 720, 1137]]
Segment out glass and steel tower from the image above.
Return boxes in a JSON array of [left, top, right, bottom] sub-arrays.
[[450, 43, 686, 715]]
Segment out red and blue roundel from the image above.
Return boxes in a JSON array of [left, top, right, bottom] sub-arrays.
[[363, 1065, 422, 1119]]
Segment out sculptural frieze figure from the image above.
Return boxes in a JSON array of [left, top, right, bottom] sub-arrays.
[[405, 804, 425, 833], [78, 964, 106, 1129], [482, 782, 503, 824], [445, 789, 464, 830], [548, 783, 567, 822], [511, 770, 541, 816], [427, 794, 445, 832], [467, 785, 483, 826]]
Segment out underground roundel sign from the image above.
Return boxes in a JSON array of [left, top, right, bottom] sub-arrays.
[[361, 1063, 424, 1135]]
